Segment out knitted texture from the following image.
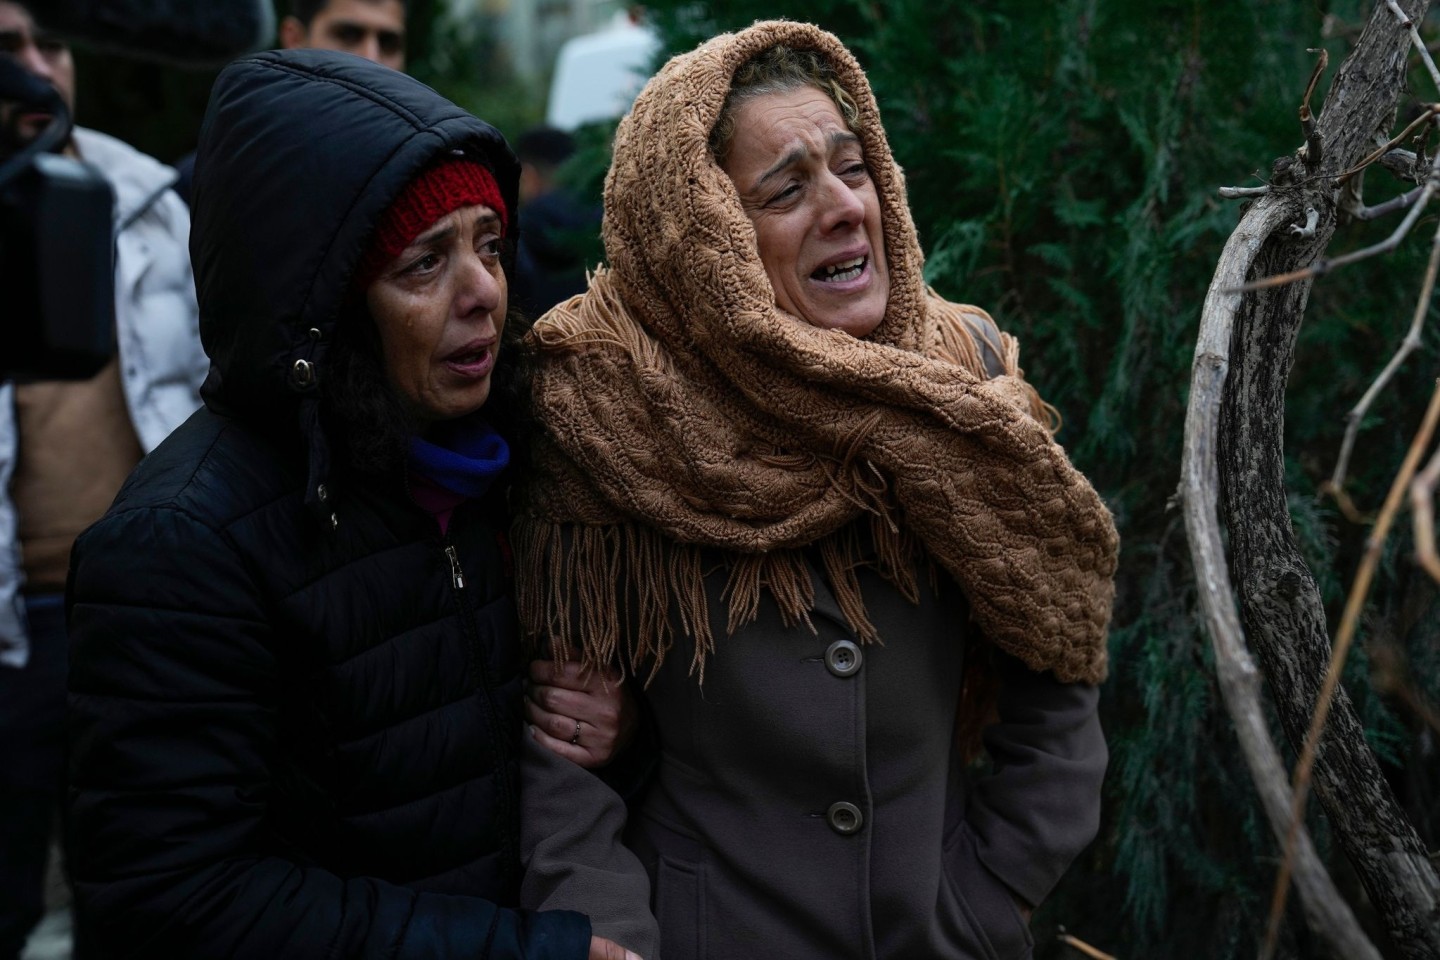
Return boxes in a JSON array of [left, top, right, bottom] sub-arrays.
[[513, 20, 1119, 690], [355, 157, 507, 289]]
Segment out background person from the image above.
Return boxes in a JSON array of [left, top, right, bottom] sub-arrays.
[[515, 20, 1118, 960], [511, 125, 601, 318], [173, 0, 406, 204], [278, 0, 405, 70], [0, 3, 206, 955], [65, 49, 635, 959]]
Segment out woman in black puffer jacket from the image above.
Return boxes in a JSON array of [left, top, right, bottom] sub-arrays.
[[64, 51, 637, 960]]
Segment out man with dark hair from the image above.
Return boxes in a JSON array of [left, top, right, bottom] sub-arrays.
[[0, 3, 206, 956], [279, 0, 406, 71], [174, 0, 406, 203]]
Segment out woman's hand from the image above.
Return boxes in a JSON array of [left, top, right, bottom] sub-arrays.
[[527, 658, 638, 768], [589, 936, 643, 960]]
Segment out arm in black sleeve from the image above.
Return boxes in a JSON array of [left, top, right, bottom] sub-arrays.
[[962, 650, 1107, 908], [66, 504, 589, 960]]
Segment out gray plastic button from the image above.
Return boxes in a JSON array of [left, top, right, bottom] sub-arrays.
[[825, 639, 862, 677], [827, 801, 863, 835]]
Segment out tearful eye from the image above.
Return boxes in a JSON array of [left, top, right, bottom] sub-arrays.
[[769, 183, 801, 205], [404, 252, 442, 275]]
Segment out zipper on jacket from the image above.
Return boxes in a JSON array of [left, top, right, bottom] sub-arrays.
[[445, 544, 466, 590], [440, 534, 521, 894]]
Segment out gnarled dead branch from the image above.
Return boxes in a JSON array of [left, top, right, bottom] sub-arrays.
[[1184, 193, 1382, 960], [1190, 0, 1440, 956]]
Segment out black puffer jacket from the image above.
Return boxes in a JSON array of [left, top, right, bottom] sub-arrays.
[[65, 51, 588, 959]]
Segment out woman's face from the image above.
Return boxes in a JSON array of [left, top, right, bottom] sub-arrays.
[[721, 85, 889, 338], [365, 203, 508, 424]]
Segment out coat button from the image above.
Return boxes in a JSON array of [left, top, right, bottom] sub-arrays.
[[827, 801, 863, 835], [825, 639, 862, 677]]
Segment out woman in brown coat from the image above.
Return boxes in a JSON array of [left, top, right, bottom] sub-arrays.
[[514, 20, 1118, 960]]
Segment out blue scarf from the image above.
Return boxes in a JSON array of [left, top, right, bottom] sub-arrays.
[[407, 418, 510, 498]]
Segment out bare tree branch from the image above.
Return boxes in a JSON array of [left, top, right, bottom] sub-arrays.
[[1388, 0, 1440, 87], [1380, 147, 1426, 180], [1326, 214, 1440, 495], [1202, 1, 1440, 956], [1269, 379, 1440, 955], [1301, 48, 1330, 168], [1290, 205, 1321, 238], [1335, 104, 1440, 184], [1231, 150, 1439, 292], [1057, 930, 1119, 960], [1343, 183, 1424, 220], [1413, 418, 1440, 584], [1183, 193, 1383, 960]]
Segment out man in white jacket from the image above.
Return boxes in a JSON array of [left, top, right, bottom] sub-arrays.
[[0, 4, 207, 955]]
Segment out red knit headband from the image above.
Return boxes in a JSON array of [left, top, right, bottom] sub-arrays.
[[355, 157, 507, 290]]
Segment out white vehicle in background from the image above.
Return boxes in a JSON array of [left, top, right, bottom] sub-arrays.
[[545, 10, 660, 131]]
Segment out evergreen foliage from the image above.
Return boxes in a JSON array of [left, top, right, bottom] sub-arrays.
[[610, 1, 1440, 955]]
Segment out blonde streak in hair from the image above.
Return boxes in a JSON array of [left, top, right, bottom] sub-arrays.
[[829, 78, 859, 130]]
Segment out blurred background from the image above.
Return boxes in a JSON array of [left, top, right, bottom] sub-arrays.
[[71, 0, 654, 165], [50, 0, 1440, 958]]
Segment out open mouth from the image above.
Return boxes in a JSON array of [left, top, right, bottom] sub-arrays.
[[448, 348, 489, 365], [443, 343, 495, 377], [812, 256, 866, 283]]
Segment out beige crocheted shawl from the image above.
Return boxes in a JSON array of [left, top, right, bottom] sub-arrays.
[[512, 20, 1118, 699]]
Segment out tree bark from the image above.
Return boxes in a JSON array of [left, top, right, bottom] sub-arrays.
[[1216, 0, 1440, 956], [1188, 192, 1384, 960]]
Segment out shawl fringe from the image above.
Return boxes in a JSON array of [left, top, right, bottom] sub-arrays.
[[514, 512, 925, 686]]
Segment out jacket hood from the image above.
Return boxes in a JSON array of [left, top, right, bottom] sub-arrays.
[[189, 50, 520, 417]]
